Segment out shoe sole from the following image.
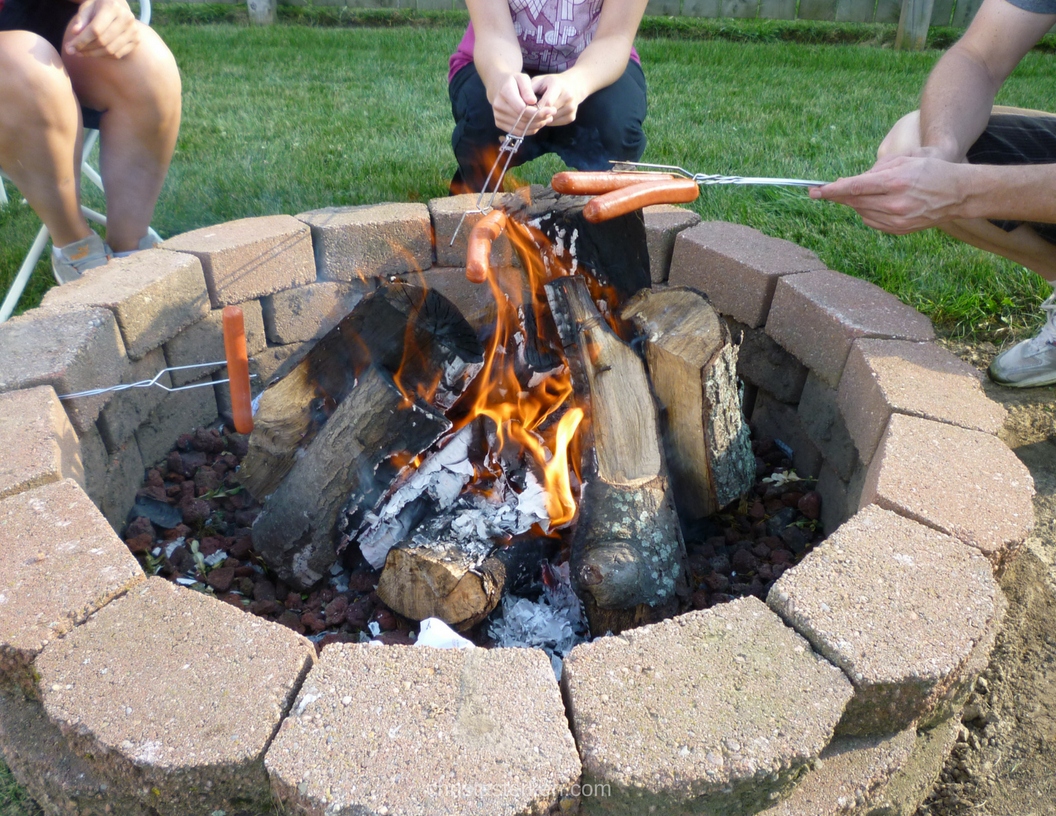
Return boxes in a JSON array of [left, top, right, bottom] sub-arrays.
[[987, 367, 1056, 388]]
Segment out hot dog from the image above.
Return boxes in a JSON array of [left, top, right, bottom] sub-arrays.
[[551, 171, 679, 195], [582, 178, 700, 223], [465, 209, 508, 284], [222, 305, 254, 435]]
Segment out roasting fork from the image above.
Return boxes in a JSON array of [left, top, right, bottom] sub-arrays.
[[451, 108, 542, 245], [610, 160, 829, 188]]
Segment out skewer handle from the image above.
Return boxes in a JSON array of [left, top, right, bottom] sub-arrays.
[[222, 306, 254, 434]]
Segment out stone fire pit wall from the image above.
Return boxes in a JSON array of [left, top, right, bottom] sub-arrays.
[[0, 196, 1035, 816]]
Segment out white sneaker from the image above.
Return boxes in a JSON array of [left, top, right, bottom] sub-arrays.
[[988, 292, 1056, 388], [51, 233, 111, 284]]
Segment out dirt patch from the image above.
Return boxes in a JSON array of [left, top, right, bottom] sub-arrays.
[[917, 339, 1056, 816]]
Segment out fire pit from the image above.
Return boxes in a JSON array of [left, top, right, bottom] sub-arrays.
[[0, 195, 1034, 816]]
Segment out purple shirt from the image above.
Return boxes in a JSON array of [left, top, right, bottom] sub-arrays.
[[449, 0, 640, 82]]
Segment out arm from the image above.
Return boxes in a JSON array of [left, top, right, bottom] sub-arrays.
[[65, 0, 140, 60], [533, 0, 649, 127], [811, 0, 1056, 231]]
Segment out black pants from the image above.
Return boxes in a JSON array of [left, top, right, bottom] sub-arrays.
[[449, 60, 648, 194], [966, 113, 1056, 244], [0, 0, 102, 128]]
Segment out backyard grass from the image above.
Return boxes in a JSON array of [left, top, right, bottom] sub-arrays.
[[1, 13, 1055, 811], [2, 14, 1055, 339]]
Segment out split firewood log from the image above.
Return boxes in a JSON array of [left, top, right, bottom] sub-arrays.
[[250, 364, 450, 591], [239, 281, 483, 501], [545, 275, 688, 635], [622, 286, 755, 518]]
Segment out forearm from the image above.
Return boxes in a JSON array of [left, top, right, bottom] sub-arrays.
[[961, 163, 1056, 224], [560, 32, 637, 99], [472, 34, 524, 105], [918, 49, 999, 161]]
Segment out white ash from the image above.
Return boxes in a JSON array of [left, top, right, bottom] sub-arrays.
[[488, 562, 587, 679]]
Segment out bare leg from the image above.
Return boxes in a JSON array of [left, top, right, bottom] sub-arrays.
[[0, 30, 92, 248], [880, 108, 1056, 281], [62, 23, 181, 252]]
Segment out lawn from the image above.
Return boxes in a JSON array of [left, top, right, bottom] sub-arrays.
[[1, 11, 1055, 812], [2, 12, 1054, 339]]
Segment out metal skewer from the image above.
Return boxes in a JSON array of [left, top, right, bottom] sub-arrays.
[[610, 160, 829, 188], [58, 361, 257, 400], [451, 108, 542, 245]]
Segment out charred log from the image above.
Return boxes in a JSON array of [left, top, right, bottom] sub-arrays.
[[377, 535, 556, 631], [545, 275, 688, 634], [250, 365, 450, 590], [622, 286, 755, 518], [239, 281, 483, 501]]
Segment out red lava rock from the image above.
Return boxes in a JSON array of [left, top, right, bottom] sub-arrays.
[[192, 427, 225, 454], [757, 563, 775, 581], [371, 607, 396, 631], [165, 483, 182, 499], [346, 572, 378, 593], [373, 630, 415, 646], [731, 548, 757, 573], [227, 535, 253, 560], [324, 596, 349, 626], [758, 535, 782, 550], [138, 485, 170, 503], [169, 546, 195, 574], [771, 549, 793, 565], [704, 571, 730, 593], [176, 432, 195, 451], [125, 516, 155, 540], [166, 451, 185, 478], [709, 592, 732, 606], [234, 508, 259, 528], [691, 589, 709, 610], [749, 501, 766, 520], [226, 434, 249, 458], [723, 528, 740, 546], [764, 497, 785, 514], [782, 491, 805, 508], [772, 564, 787, 579], [198, 536, 225, 557], [146, 469, 165, 489], [253, 579, 277, 602], [687, 553, 711, 575], [234, 576, 256, 595], [752, 542, 771, 559], [285, 592, 304, 612], [780, 525, 810, 554], [301, 611, 327, 634], [180, 499, 212, 527], [277, 610, 304, 634], [344, 597, 372, 630], [181, 450, 208, 474], [219, 592, 244, 608], [233, 566, 256, 579], [250, 599, 282, 617], [318, 633, 358, 649], [798, 491, 821, 521], [194, 468, 222, 495], [206, 566, 236, 593], [125, 533, 154, 554]]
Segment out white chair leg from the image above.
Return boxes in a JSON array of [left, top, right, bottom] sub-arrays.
[[0, 223, 51, 323], [0, 176, 9, 207]]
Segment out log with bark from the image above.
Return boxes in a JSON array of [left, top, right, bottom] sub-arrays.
[[250, 364, 450, 590], [239, 281, 483, 501], [622, 286, 755, 518], [545, 275, 688, 634]]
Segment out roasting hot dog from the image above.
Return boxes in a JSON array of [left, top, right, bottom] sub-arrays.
[[465, 209, 508, 284], [551, 171, 679, 196], [582, 178, 700, 223], [222, 306, 254, 435]]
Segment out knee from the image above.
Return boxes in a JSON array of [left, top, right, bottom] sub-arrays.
[[0, 32, 79, 136], [878, 110, 921, 160]]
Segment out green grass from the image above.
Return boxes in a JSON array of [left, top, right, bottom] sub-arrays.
[[4, 15, 1054, 340]]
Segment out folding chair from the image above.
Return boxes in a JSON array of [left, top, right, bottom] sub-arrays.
[[0, 0, 153, 323]]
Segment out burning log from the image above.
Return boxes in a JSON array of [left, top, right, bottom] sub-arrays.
[[239, 282, 483, 501], [546, 275, 688, 635], [622, 286, 755, 518], [250, 364, 450, 590]]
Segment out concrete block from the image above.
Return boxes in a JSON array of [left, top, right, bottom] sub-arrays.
[[562, 597, 852, 816], [163, 300, 266, 387], [160, 215, 315, 308], [428, 193, 514, 269], [298, 203, 433, 281], [97, 348, 171, 453], [0, 386, 83, 501], [668, 221, 827, 328], [262, 280, 369, 344], [40, 249, 210, 360], [36, 578, 315, 816], [798, 372, 859, 481], [92, 438, 145, 532], [0, 480, 144, 692], [396, 265, 523, 331], [0, 306, 127, 435], [751, 389, 824, 479], [769, 505, 1004, 736], [860, 414, 1035, 566], [134, 377, 219, 470], [78, 427, 109, 509], [728, 318, 808, 404], [838, 338, 1006, 465], [266, 643, 581, 816], [643, 204, 701, 284], [766, 271, 935, 388]]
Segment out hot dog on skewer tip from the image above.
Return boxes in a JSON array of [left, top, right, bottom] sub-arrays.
[[465, 209, 508, 284]]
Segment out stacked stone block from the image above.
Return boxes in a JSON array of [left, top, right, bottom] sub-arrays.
[[0, 197, 1030, 816]]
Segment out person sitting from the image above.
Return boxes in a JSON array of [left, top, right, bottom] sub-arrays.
[[0, 0, 181, 283], [811, 0, 1056, 388], [448, 0, 649, 195]]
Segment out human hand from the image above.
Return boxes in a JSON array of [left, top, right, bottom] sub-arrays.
[[65, 0, 139, 59], [532, 73, 587, 127], [809, 151, 968, 234], [491, 73, 554, 135]]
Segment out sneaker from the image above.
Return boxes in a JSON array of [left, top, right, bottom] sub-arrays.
[[113, 229, 164, 258], [51, 233, 111, 284], [988, 292, 1056, 387]]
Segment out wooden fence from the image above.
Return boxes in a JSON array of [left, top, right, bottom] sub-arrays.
[[158, 0, 986, 28]]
